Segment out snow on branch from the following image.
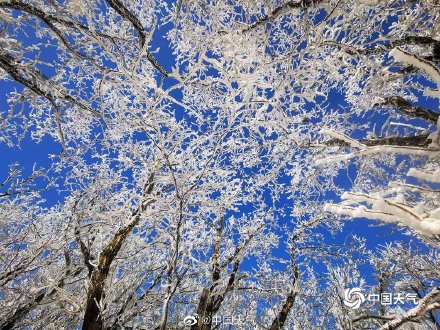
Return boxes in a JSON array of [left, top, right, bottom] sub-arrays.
[[317, 129, 438, 165], [408, 168, 440, 183], [389, 47, 440, 98], [324, 204, 398, 224], [325, 191, 440, 236], [320, 129, 366, 149], [379, 287, 440, 330]]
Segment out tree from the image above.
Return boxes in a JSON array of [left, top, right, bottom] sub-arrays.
[[321, 47, 440, 245], [0, 0, 439, 329]]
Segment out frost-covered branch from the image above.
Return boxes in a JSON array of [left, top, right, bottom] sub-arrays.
[[326, 186, 440, 236], [0, 0, 439, 328], [0, 53, 98, 116], [82, 173, 156, 330], [374, 96, 439, 125], [104, 0, 169, 76], [243, 0, 324, 31], [379, 287, 440, 330], [408, 168, 440, 183], [389, 47, 440, 98], [317, 141, 438, 165]]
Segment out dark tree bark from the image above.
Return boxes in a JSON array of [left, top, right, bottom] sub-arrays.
[[0, 291, 46, 330], [0, 256, 82, 330], [0, 53, 96, 116], [269, 291, 297, 330], [376, 96, 439, 125], [0, 0, 168, 77], [243, 0, 324, 31], [268, 234, 300, 330], [326, 133, 432, 148], [191, 217, 246, 330], [104, 0, 169, 76], [82, 174, 155, 330]]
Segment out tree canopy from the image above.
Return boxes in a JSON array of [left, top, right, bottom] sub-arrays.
[[0, 0, 439, 329]]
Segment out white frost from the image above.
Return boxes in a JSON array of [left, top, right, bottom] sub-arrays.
[[389, 47, 440, 99]]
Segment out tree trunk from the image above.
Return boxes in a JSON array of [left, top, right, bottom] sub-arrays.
[[269, 291, 296, 330]]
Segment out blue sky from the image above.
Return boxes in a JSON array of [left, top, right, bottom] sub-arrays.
[[1, 2, 438, 327], [0, 0, 429, 283]]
